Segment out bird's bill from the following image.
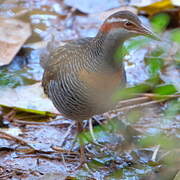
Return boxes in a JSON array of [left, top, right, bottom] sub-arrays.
[[138, 24, 161, 41]]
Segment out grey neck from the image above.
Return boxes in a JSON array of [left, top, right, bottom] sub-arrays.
[[94, 29, 132, 59]]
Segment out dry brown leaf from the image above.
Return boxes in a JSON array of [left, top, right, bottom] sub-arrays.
[[0, 82, 58, 114], [0, 18, 31, 66]]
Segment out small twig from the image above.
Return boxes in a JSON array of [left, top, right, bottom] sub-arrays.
[[141, 93, 180, 99], [84, 163, 94, 174], [12, 119, 50, 126], [0, 130, 34, 149], [3, 109, 16, 122], [65, 7, 76, 20], [89, 118, 97, 142], [151, 145, 160, 161], [13, 118, 72, 129], [17, 154, 78, 162], [112, 92, 179, 114], [116, 93, 179, 109], [61, 153, 68, 171], [94, 118, 103, 125], [158, 151, 171, 162], [112, 99, 163, 114], [59, 121, 75, 146], [51, 146, 79, 155], [116, 96, 149, 109]]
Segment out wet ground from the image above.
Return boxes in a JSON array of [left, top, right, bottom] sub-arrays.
[[0, 0, 179, 179]]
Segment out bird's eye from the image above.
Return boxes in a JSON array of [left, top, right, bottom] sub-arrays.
[[124, 21, 133, 27]]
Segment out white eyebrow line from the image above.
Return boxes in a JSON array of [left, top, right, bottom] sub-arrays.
[[107, 17, 128, 23]]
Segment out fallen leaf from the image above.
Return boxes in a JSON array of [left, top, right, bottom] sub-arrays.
[[0, 82, 58, 114], [38, 173, 67, 180], [0, 127, 22, 137], [0, 18, 31, 66]]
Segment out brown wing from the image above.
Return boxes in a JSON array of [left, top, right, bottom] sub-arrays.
[[41, 37, 93, 96]]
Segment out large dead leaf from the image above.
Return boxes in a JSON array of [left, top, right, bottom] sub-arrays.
[[0, 82, 58, 114], [0, 18, 31, 66]]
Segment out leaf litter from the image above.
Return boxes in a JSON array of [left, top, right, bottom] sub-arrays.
[[0, 0, 179, 179]]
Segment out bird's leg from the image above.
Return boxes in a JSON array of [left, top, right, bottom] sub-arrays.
[[89, 118, 103, 147], [89, 118, 97, 142], [76, 120, 86, 164]]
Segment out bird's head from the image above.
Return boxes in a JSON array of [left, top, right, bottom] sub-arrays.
[[99, 11, 159, 41]]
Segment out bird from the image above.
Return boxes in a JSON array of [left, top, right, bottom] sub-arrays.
[[41, 10, 158, 163]]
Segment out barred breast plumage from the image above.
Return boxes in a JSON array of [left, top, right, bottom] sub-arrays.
[[42, 36, 126, 121]]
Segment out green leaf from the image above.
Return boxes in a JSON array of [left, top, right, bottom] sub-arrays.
[[139, 133, 180, 149], [113, 84, 150, 101], [113, 77, 159, 101], [148, 57, 163, 76], [170, 28, 180, 43], [78, 118, 121, 145], [174, 51, 180, 65], [164, 100, 180, 118], [114, 37, 150, 63], [0, 69, 37, 88], [153, 84, 177, 95], [0, 70, 22, 87], [145, 47, 164, 77], [114, 45, 128, 63], [106, 169, 123, 179], [125, 37, 149, 51], [87, 159, 106, 169], [150, 13, 170, 33], [150, 47, 164, 57]]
